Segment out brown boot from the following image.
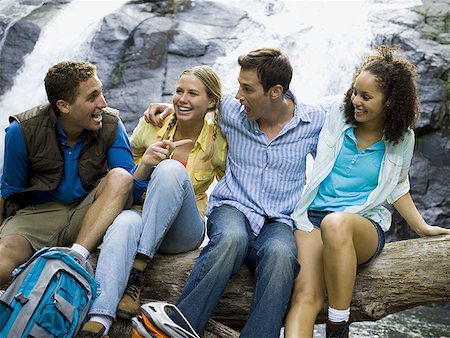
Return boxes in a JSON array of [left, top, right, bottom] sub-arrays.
[[117, 256, 148, 319], [77, 321, 108, 338], [326, 319, 350, 338]]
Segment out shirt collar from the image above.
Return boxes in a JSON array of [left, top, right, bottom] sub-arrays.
[[289, 90, 311, 124], [56, 121, 68, 142], [345, 127, 386, 151], [156, 116, 173, 140], [237, 90, 310, 131], [56, 120, 85, 144]]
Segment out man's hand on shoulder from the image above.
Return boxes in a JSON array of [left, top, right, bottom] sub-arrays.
[[144, 103, 174, 127]]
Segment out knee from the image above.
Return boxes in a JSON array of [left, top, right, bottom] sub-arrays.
[[104, 168, 134, 195], [209, 224, 248, 256], [261, 239, 298, 272], [153, 160, 188, 181], [321, 213, 352, 247], [207, 206, 249, 256], [291, 282, 324, 313], [105, 210, 142, 240], [0, 236, 33, 285], [147, 160, 189, 194], [0, 236, 32, 260], [255, 242, 300, 288]]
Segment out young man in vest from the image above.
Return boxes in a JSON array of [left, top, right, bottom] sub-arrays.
[[0, 61, 147, 290]]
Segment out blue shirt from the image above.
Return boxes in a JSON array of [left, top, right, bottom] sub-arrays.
[[1, 119, 147, 204], [310, 127, 385, 211], [206, 92, 326, 235]]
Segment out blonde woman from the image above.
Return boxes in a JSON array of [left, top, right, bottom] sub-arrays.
[[79, 65, 226, 337]]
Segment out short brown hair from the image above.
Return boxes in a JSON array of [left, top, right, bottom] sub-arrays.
[[44, 61, 97, 115], [238, 47, 292, 94]]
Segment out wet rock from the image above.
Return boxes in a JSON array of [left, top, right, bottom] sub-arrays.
[[0, 0, 68, 96], [0, 19, 40, 97], [0, 0, 448, 232]]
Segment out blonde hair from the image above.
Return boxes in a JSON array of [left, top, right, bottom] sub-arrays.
[[162, 65, 222, 159]]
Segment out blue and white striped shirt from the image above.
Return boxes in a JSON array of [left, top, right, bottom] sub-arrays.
[[206, 91, 326, 235]]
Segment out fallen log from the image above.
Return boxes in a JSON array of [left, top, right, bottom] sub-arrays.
[[88, 234, 450, 335]]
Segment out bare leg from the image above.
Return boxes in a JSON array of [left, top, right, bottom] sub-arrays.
[[321, 212, 378, 310], [285, 228, 325, 338], [75, 168, 133, 252], [0, 235, 33, 287]]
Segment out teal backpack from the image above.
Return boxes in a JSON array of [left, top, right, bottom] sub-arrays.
[[0, 247, 99, 338]]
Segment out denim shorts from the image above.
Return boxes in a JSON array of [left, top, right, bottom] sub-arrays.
[[307, 209, 385, 265]]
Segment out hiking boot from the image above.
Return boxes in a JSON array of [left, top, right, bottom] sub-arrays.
[[117, 266, 145, 319], [77, 321, 109, 338], [326, 319, 350, 338]]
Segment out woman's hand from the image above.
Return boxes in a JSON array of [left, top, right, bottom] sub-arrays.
[[415, 224, 450, 237], [144, 103, 174, 127], [394, 193, 450, 237], [142, 139, 192, 167], [134, 139, 192, 180]]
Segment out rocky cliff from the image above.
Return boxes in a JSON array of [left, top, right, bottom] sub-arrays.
[[0, 0, 448, 239]]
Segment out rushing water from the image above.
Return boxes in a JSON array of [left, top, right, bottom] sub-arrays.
[[209, 1, 449, 337], [0, 0, 129, 161], [0, 0, 449, 336], [213, 0, 374, 102]]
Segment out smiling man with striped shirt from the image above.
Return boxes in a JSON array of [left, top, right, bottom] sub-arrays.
[[178, 47, 327, 338]]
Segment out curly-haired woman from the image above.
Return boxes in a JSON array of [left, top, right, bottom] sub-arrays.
[[284, 45, 450, 338]]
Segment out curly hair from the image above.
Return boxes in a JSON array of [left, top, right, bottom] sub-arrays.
[[343, 45, 419, 143], [44, 60, 97, 115]]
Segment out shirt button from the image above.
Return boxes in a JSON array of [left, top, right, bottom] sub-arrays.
[[68, 151, 72, 155]]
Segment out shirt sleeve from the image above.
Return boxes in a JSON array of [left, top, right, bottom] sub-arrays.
[[107, 120, 148, 200], [130, 116, 149, 162], [1, 121, 30, 199], [213, 128, 228, 181], [387, 131, 415, 204], [218, 94, 240, 128], [107, 120, 135, 171], [317, 95, 344, 113]]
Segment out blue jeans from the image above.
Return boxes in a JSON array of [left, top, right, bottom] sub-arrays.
[[90, 160, 205, 318], [138, 160, 205, 257], [176, 205, 300, 338]]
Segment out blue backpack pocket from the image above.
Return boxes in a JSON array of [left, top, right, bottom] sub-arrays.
[[0, 247, 99, 338]]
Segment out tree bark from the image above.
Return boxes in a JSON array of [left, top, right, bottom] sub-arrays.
[[89, 234, 450, 334]]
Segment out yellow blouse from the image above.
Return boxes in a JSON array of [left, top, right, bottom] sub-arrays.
[[130, 114, 227, 216]]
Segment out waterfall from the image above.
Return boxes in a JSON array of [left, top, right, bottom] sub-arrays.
[[209, 0, 421, 180], [213, 0, 422, 103], [2, 0, 448, 335], [0, 0, 129, 171], [0, 1, 43, 51], [0, 0, 422, 171]]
